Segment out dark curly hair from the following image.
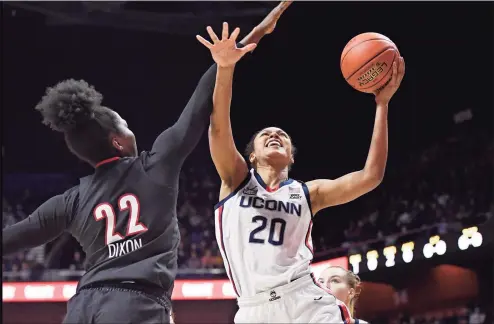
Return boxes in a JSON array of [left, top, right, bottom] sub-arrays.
[[244, 130, 297, 170], [35, 79, 121, 165]]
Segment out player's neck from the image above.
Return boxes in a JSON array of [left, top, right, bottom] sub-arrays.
[[255, 165, 289, 188]]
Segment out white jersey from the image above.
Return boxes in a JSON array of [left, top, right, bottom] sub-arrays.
[[214, 169, 314, 298]]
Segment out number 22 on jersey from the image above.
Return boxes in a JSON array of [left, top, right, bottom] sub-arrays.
[[93, 194, 148, 245]]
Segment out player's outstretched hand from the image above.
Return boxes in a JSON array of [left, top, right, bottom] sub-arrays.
[[196, 22, 257, 68], [374, 56, 405, 105], [257, 1, 293, 35]]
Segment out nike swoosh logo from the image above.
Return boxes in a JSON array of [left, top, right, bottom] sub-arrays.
[[314, 296, 322, 300]]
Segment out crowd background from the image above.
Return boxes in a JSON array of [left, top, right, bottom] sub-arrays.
[[4, 126, 492, 280], [2, 1, 493, 323]]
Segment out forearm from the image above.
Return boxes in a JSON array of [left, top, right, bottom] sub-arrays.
[[3, 195, 68, 255], [209, 65, 248, 185], [239, 26, 266, 48], [211, 66, 235, 133], [362, 103, 389, 181], [3, 216, 61, 255], [152, 44, 247, 160], [150, 63, 216, 160]]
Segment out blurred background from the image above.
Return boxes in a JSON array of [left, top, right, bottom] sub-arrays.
[[2, 1, 493, 323]]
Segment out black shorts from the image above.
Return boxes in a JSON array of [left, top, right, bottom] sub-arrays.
[[63, 283, 171, 324]]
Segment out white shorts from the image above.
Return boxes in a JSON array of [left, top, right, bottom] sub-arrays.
[[235, 274, 348, 323]]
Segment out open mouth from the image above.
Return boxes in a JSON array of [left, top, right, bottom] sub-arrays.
[[266, 139, 282, 148]]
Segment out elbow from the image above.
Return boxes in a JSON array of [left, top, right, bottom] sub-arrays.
[[208, 124, 222, 138], [363, 168, 385, 189]]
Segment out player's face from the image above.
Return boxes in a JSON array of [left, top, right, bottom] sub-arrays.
[[112, 112, 138, 157], [251, 127, 293, 168], [318, 267, 353, 305]]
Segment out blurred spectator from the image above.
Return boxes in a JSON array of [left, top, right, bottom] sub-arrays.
[[201, 249, 215, 269], [20, 261, 31, 281], [187, 251, 202, 269], [469, 307, 486, 324], [69, 251, 84, 271]]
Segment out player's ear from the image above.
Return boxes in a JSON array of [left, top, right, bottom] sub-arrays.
[[290, 154, 295, 164], [348, 287, 355, 299], [112, 137, 124, 152], [249, 152, 256, 165]]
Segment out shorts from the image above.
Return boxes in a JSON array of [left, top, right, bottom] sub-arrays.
[[63, 282, 171, 324], [235, 274, 348, 323]]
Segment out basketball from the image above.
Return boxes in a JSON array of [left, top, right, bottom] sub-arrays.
[[340, 32, 399, 93]]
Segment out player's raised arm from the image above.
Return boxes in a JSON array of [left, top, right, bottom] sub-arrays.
[[307, 58, 405, 215], [3, 187, 78, 255], [148, 1, 292, 169], [197, 23, 255, 189], [206, 2, 292, 192]]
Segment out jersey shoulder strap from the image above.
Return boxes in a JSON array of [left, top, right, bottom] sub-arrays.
[[214, 171, 253, 210]]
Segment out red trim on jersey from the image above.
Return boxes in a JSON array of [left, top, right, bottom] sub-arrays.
[[95, 156, 120, 168], [305, 220, 314, 256], [338, 304, 352, 324], [265, 185, 279, 192], [217, 205, 240, 297]]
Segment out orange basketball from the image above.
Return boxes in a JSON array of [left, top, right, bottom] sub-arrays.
[[341, 32, 399, 93]]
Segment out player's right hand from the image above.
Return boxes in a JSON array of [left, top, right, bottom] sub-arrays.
[[196, 22, 257, 68], [257, 1, 293, 35]]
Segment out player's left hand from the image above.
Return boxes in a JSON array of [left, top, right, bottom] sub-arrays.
[[196, 22, 257, 68], [374, 56, 405, 105]]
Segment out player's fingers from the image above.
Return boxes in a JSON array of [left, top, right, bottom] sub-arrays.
[[206, 26, 220, 43], [222, 22, 229, 40], [196, 35, 213, 49], [398, 57, 406, 81], [241, 43, 257, 54], [279, 1, 293, 13], [393, 57, 405, 88], [389, 60, 398, 87], [230, 27, 240, 42]]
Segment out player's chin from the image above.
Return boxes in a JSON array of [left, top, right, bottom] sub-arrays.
[[265, 149, 290, 164]]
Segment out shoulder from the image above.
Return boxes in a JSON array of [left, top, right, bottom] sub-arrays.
[[62, 185, 80, 213], [217, 171, 253, 208], [295, 179, 321, 201], [63, 185, 80, 202]]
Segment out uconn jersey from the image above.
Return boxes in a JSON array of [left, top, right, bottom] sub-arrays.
[[214, 169, 314, 298]]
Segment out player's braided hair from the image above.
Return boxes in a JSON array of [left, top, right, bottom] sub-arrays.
[[244, 129, 297, 171], [35, 79, 121, 165]]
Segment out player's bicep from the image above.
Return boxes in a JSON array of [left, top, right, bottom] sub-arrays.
[[307, 170, 380, 214], [208, 126, 249, 189]]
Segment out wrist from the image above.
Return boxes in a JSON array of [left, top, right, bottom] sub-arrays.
[[376, 101, 389, 111], [217, 64, 236, 70]]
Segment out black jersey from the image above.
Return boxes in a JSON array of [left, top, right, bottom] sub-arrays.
[[3, 62, 218, 299]]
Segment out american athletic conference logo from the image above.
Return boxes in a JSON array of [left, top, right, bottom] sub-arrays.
[[269, 290, 281, 302], [243, 186, 258, 196]]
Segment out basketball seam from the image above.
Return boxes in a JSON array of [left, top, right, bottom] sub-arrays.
[[340, 38, 395, 66], [359, 51, 397, 90], [344, 46, 395, 82]]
